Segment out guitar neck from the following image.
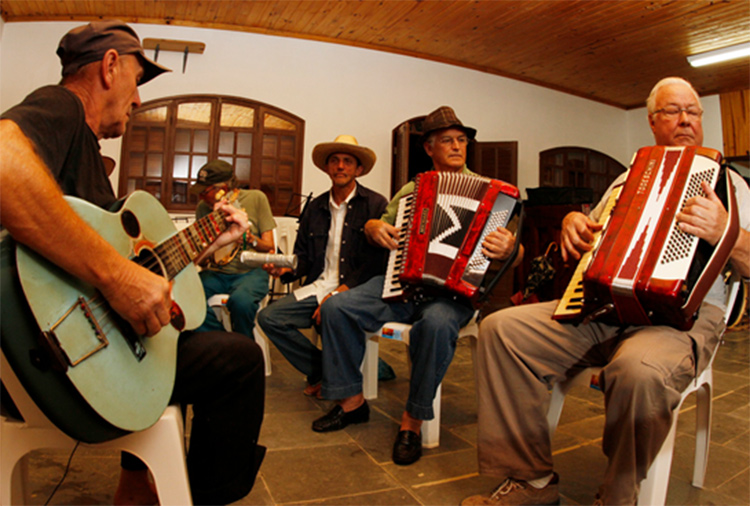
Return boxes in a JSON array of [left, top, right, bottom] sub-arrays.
[[155, 209, 230, 280]]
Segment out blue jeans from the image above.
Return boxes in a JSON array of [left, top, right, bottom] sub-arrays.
[[195, 269, 269, 337], [319, 275, 474, 420], [257, 293, 322, 385]]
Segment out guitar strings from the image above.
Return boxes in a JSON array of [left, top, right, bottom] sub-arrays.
[[75, 208, 231, 334]]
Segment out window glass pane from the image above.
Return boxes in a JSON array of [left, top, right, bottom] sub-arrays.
[[145, 180, 161, 199], [236, 158, 251, 180], [133, 106, 167, 123], [237, 133, 253, 156], [173, 155, 190, 178], [130, 128, 147, 152], [192, 156, 208, 174], [177, 102, 211, 126], [219, 131, 235, 154], [129, 153, 144, 177], [175, 129, 191, 152], [194, 130, 209, 153], [221, 104, 255, 127], [219, 156, 233, 165], [148, 127, 166, 151], [172, 181, 188, 204], [264, 113, 295, 130], [146, 154, 162, 177]]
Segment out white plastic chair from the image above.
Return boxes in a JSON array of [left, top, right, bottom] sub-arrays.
[[0, 351, 192, 506], [546, 278, 741, 506], [362, 314, 479, 448], [207, 227, 285, 377]]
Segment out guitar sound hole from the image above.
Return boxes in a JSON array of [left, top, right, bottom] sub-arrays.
[[135, 248, 166, 278], [121, 210, 140, 238]]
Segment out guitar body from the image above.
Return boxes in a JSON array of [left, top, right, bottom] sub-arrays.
[[2, 191, 206, 442]]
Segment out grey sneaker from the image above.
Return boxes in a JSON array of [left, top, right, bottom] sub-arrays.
[[460, 473, 560, 505]]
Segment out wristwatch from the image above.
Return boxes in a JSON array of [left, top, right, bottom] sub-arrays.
[[252, 237, 258, 248], [331, 290, 340, 296]]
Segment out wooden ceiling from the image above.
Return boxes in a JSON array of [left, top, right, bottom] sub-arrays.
[[2, 0, 749, 109]]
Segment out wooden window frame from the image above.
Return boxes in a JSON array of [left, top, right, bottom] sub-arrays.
[[119, 94, 304, 216]]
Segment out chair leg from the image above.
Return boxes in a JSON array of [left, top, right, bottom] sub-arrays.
[[421, 383, 442, 448], [692, 380, 713, 488], [637, 410, 679, 506], [361, 334, 379, 400], [252, 324, 273, 376], [106, 406, 192, 506]]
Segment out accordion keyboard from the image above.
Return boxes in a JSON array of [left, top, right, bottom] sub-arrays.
[[382, 193, 414, 300], [553, 184, 622, 321]]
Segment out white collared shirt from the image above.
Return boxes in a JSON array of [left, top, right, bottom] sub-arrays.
[[293, 185, 357, 303]]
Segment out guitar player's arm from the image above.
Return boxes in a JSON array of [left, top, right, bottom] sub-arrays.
[[0, 119, 173, 337]]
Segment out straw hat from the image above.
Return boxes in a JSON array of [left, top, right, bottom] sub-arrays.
[[312, 135, 376, 175]]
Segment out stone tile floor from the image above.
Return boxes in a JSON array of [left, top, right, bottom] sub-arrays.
[[17, 320, 750, 505]]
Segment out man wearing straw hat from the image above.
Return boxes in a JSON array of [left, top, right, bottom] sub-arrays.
[[258, 135, 389, 398]]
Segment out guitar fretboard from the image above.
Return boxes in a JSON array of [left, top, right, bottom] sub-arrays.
[[156, 210, 230, 280]]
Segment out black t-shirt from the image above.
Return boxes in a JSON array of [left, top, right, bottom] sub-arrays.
[[1, 85, 117, 209]]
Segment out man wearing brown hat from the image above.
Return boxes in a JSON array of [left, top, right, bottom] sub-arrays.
[[0, 20, 265, 505], [315, 107, 522, 466], [258, 135, 388, 397], [190, 159, 276, 338]]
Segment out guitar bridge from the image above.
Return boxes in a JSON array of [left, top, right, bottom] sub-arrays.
[[46, 296, 146, 367]]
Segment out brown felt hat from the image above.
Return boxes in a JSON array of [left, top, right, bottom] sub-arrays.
[[312, 135, 377, 175], [57, 20, 170, 85], [421, 106, 476, 140]]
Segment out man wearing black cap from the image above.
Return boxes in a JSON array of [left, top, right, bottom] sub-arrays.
[[190, 159, 276, 338], [258, 134, 388, 398], [315, 107, 523, 466], [0, 21, 265, 505]]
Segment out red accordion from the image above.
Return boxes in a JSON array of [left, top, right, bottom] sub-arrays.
[[383, 171, 521, 305], [554, 146, 739, 330]]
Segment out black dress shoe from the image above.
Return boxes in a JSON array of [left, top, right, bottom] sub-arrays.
[[392, 429, 422, 465], [312, 401, 369, 432]]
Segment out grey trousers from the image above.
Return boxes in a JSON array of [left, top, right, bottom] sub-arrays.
[[475, 300, 725, 505]]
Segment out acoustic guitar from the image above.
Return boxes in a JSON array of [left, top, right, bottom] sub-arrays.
[[1, 190, 236, 443]]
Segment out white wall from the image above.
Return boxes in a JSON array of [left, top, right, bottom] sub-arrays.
[[0, 20, 723, 202]]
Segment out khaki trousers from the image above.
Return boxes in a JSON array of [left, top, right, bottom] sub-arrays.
[[475, 300, 724, 505]]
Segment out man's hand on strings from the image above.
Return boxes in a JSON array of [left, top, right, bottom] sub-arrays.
[[101, 261, 173, 337], [213, 202, 250, 248]]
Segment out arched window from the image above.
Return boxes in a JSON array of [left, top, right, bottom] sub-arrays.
[[119, 95, 304, 215], [539, 146, 626, 204]]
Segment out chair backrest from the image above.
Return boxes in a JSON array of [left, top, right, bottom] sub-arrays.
[[274, 216, 299, 255]]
